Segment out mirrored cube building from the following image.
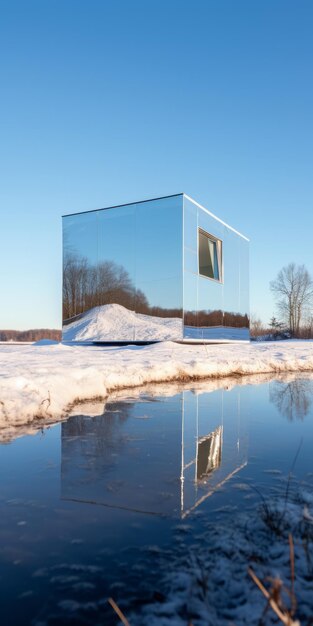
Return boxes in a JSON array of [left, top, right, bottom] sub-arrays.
[[62, 193, 249, 343]]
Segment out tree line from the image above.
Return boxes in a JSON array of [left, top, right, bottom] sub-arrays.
[[0, 329, 61, 342]]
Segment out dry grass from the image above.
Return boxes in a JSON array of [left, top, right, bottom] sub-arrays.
[[108, 597, 131, 626], [108, 596, 196, 626], [249, 534, 300, 626], [108, 531, 310, 626]]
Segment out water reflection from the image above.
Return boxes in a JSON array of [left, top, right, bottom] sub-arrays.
[[269, 378, 313, 421], [61, 386, 248, 518], [2, 375, 313, 626]]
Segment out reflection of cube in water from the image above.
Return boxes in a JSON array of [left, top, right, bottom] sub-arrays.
[[61, 388, 248, 518], [197, 426, 222, 480]]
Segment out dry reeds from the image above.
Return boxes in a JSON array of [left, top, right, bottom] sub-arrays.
[[249, 534, 300, 626], [108, 597, 131, 626]]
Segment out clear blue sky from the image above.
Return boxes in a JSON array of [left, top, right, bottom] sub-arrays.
[[1, 0, 312, 329]]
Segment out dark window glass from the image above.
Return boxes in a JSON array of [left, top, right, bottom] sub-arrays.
[[198, 230, 221, 280]]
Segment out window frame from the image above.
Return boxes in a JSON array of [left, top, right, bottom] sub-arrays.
[[198, 228, 223, 283]]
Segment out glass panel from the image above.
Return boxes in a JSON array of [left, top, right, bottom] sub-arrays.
[[184, 272, 224, 341], [222, 230, 249, 338], [182, 198, 249, 341], [183, 271, 200, 339], [98, 204, 136, 312], [198, 276, 223, 327], [134, 278, 183, 341], [198, 207, 224, 240], [184, 248, 198, 274], [135, 195, 183, 283], [133, 195, 183, 341], [62, 211, 98, 326], [183, 197, 198, 252], [239, 238, 250, 330], [223, 226, 240, 330], [63, 195, 184, 342]]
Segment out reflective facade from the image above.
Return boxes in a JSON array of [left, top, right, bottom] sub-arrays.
[[183, 195, 249, 341], [62, 193, 249, 342]]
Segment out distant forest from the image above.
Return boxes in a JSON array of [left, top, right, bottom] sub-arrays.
[[0, 329, 61, 342]]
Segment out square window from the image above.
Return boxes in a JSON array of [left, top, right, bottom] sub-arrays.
[[198, 229, 222, 281]]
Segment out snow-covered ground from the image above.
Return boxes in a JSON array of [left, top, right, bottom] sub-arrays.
[[128, 481, 313, 625], [1, 339, 313, 437], [63, 304, 182, 341]]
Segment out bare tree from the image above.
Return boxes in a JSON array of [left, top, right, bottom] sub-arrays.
[[270, 263, 313, 336], [269, 378, 313, 421], [250, 313, 265, 337]]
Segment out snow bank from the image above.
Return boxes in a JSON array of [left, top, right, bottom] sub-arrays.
[[62, 304, 182, 341], [1, 340, 313, 435]]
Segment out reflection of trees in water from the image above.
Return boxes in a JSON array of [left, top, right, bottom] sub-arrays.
[[63, 253, 182, 321], [269, 379, 313, 421], [62, 402, 133, 464]]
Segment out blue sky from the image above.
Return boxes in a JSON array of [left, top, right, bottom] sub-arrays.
[[0, 0, 312, 329]]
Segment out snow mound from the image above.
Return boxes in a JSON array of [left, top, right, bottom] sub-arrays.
[[62, 304, 182, 342]]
